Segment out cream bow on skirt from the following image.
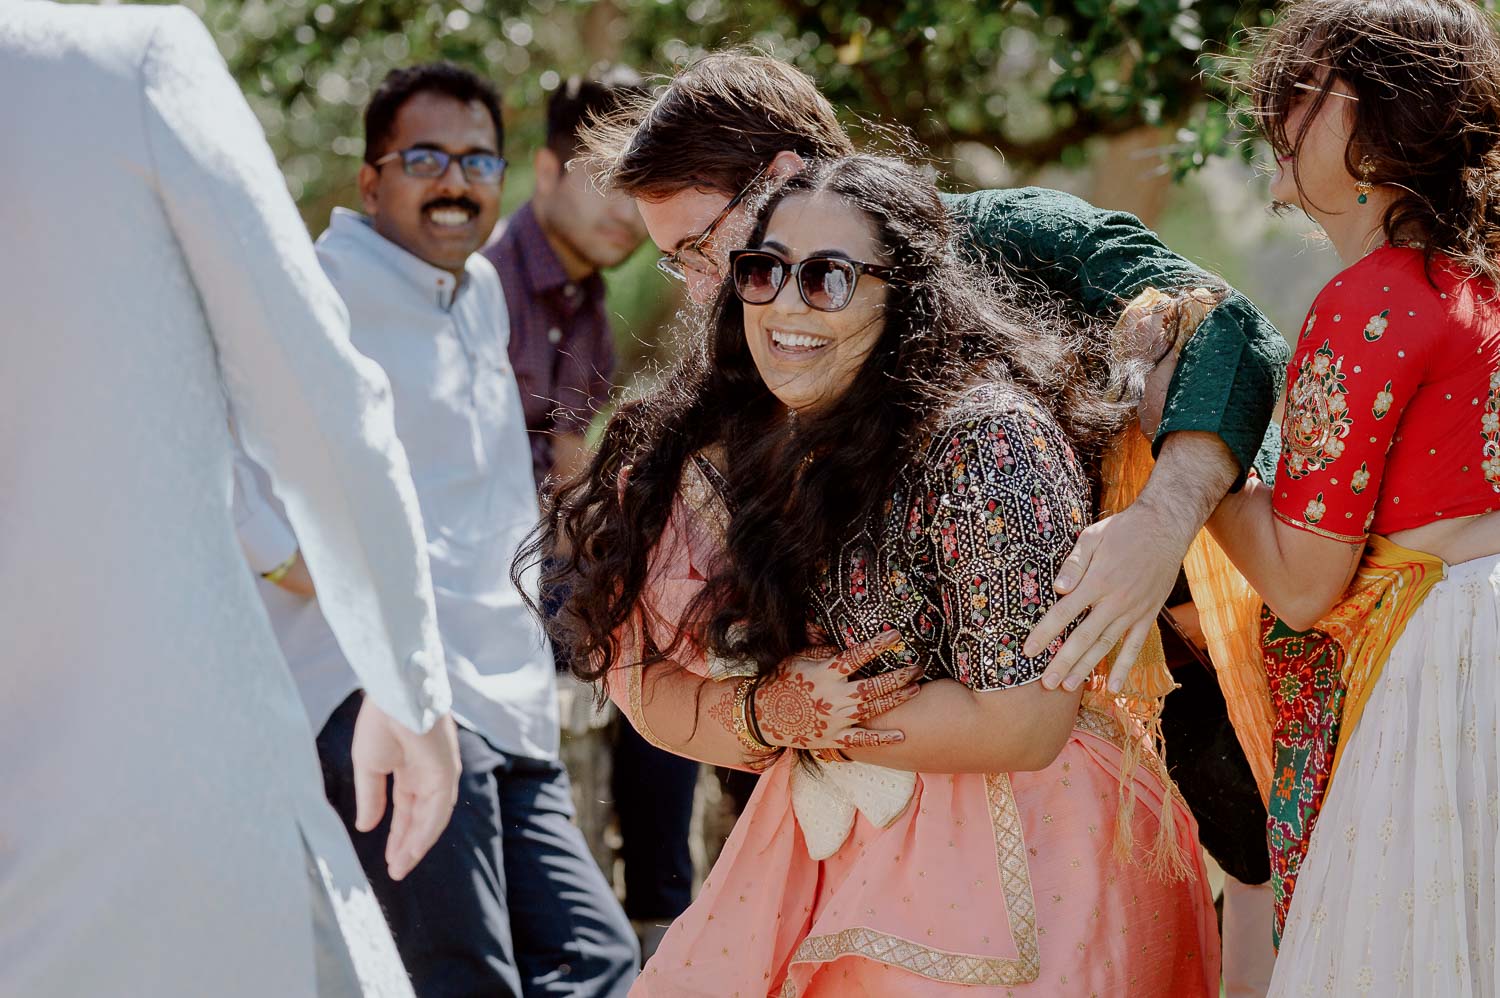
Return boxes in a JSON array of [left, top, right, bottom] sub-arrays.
[[790, 760, 917, 860]]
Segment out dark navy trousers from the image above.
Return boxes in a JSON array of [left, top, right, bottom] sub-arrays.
[[317, 692, 639, 998]]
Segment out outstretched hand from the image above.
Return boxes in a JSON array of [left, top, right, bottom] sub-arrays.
[[752, 630, 920, 751], [350, 699, 461, 882]]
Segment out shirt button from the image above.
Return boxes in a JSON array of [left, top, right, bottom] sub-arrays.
[[547, 326, 562, 344], [563, 284, 578, 298]]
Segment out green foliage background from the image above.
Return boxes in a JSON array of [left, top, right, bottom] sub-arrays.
[[166, 0, 1283, 210], [134, 0, 1294, 361], [99, 0, 1500, 359]]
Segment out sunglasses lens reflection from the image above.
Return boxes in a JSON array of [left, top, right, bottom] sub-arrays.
[[733, 254, 783, 303], [801, 259, 854, 311]]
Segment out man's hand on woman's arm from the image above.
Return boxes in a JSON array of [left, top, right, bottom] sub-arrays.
[[1025, 431, 1238, 692]]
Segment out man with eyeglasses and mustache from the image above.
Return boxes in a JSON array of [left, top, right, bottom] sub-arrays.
[[234, 62, 637, 997]]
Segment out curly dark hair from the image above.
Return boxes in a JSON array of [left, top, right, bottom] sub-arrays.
[[525, 155, 1143, 687], [1245, 0, 1500, 283]]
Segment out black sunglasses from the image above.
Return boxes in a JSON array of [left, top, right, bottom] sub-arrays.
[[728, 249, 892, 312], [374, 147, 507, 185]]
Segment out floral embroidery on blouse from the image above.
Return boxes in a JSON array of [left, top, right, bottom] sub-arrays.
[[808, 391, 1089, 692], [1351, 462, 1371, 495], [1283, 338, 1353, 480], [1304, 493, 1327, 527], [1274, 246, 1500, 541], [1484, 370, 1500, 489]]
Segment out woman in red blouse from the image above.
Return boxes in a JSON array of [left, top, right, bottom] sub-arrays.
[[1210, 1, 1500, 993]]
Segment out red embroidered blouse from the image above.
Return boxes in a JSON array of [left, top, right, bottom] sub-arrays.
[[1275, 247, 1500, 543]]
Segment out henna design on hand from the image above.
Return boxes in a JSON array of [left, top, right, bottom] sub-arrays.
[[853, 670, 907, 699], [837, 728, 906, 749], [707, 683, 736, 734], [853, 682, 921, 723], [753, 671, 834, 749], [831, 630, 903, 676]]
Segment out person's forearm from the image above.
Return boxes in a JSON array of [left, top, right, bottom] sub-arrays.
[[633, 663, 767, 771], [1207, 477, 1358, 630], [842, 679, 1083, 774], [1137, 431, 1239, 544]]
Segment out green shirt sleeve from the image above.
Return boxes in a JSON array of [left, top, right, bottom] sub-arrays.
[[941, 187, 1290, 490]]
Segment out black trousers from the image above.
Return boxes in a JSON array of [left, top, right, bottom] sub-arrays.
[[1159, 622, 1272, 886], [610, 719, 699, 922]]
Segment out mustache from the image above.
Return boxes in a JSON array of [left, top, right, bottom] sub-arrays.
[[422, 196, 481, 215]]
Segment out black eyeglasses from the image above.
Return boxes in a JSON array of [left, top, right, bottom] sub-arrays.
[[728, 249, 892, 313], [374, 147, 508, 185], [656, 162, 776, 282]]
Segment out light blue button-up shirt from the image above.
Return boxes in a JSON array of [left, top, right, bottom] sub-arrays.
[[237, 209, 559, 760]]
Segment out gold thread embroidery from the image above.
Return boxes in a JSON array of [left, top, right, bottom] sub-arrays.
[[1283, 339, 1353, 479], [1273, 506, 1366, 544], [624, 655, 674, 754], [680, 455, 730, 545], [1482, 369, 1500, 489], [778, 773, 1040, 989], [1073, 702, 1129, 750], [774, 706, 1183, 992]]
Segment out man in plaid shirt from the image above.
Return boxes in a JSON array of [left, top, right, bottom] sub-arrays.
[[484, 68, 648, 489]]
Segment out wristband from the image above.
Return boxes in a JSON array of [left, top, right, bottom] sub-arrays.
[[260, 551, 299, 585]]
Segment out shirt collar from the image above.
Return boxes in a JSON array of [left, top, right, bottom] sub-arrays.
[[326, 207, 471, 310], [510, 201, 607, 306]]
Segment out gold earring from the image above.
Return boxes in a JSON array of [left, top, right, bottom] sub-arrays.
[[1356, 156, 1374, 205]]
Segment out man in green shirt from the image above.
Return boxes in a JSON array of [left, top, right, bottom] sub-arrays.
[[583, 51, 1287, 691]]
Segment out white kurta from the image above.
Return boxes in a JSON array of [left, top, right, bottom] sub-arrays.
[[0, 4, 453, 996]]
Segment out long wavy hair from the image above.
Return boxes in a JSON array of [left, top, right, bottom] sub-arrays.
[[1245, 0, 1500, 283], [526, 155, 1142, 687]]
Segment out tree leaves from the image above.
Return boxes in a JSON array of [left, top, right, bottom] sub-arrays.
[[133, 0, 1279, 209]]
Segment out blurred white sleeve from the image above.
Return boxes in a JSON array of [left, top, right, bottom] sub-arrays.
[[138, 8, 449, 732], [231, 450, 299, 576]]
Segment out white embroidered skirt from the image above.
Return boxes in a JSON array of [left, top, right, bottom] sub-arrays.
[[1270, 552, 1500, 997]]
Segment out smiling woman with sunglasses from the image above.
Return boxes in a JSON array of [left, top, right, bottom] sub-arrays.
[[533, 154, 1219, 996]]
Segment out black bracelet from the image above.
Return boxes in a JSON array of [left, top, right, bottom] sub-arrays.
[[746, 674, 772, 749]]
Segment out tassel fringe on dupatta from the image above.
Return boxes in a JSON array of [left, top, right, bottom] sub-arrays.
[[1092, 286, 1279, 880]]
